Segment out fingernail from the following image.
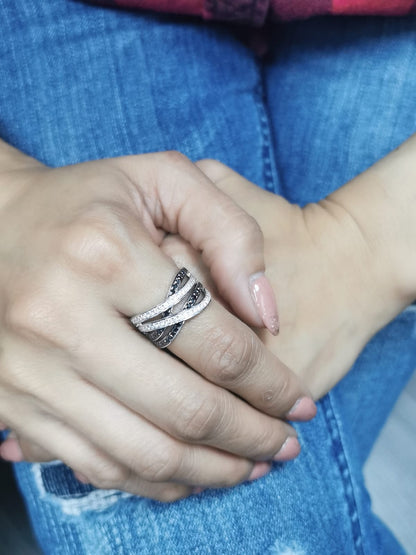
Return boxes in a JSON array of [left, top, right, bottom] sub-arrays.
[[273, 437, 301, 462], [286, 397, 317, 421], [74, 471, 89, 484], [0, 438, 23, 462], [0, 422, 7, 431], [248, 461, 272, 481], [249, 273, 279, 335]]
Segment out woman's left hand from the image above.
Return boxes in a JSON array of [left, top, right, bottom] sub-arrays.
[[164, 159, 413, 400]]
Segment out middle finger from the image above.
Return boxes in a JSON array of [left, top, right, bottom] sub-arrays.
[[72, 304, 298, 461]]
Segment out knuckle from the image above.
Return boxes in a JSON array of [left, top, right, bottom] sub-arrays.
[[162, 150, 190, 168], [202, 325, 257, 386], [5, 292, 39, 334], [5, 289, 57, 342], [60, 204, 129, 281], [230, 212, 263, 250], [174, 393, 222, 443], [4, 281, 81, 351], [138, 443, 180, 483]]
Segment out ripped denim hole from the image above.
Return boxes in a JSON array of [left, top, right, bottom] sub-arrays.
[[33, 461, 132, 516]]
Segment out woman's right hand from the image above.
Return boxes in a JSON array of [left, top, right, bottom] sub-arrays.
[[0, 144, 315, 501]]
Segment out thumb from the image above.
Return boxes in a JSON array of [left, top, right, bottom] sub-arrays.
[[114, 151, 279, 334]]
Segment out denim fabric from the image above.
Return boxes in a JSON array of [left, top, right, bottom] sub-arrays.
[[0, 2, 415, 553]]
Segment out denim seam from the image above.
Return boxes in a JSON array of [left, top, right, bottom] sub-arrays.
[[254, 62, 279, 194], [322, 394, 365, 554]]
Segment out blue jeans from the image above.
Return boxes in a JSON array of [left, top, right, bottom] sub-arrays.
[[1, 2, 416, 553]]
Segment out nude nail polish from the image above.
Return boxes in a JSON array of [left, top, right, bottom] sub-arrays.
[[286, 397, 317, 421], [249, 272, 280, 335], [273, 437, 301, 462], [0, 438, 23, 462]]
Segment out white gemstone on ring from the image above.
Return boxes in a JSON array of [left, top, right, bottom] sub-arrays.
[[137, 290, 211, 332], [129, 268, 211, 349], [130, 274, 195, 326]]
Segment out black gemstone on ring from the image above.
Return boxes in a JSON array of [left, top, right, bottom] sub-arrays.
[[140, 268, 208, 349]]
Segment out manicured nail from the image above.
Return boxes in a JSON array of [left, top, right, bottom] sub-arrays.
[[74, 471, 89, 484], [249, 273, 280, 335], [273, 437, 301, 462], [248, 461, 272, 481], [286, 397, 317, 421], [0, 438, 23, 462]]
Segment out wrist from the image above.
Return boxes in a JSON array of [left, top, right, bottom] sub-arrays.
[[319, 139, 416, 334], [326, 137, 416, 312]]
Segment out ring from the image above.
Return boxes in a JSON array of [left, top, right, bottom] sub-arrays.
[[130, 268, 211, 349]]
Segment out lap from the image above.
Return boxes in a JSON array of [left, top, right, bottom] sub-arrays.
[[0, 0, 267, 186], [1, 1, 414, 553]]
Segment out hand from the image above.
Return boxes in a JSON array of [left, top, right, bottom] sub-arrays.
[[0, 146, 315, 501], [164, 159, 414, 399]]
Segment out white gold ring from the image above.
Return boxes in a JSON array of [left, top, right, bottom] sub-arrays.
[[130, 268, 211, 349]]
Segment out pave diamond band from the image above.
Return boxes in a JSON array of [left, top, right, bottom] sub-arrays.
[[130, 268, 211, 349]]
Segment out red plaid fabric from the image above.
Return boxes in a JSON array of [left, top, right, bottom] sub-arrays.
[[89, 0, 416, 25]]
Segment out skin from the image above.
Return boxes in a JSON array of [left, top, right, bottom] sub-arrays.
[[3, 133, 416, 501], [193, 141, 416, 399], [0, 141, 315, 502]]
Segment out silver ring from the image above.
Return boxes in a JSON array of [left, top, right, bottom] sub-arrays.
[[130, 268, 211, 349]]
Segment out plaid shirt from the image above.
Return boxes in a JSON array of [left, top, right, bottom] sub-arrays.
[[88, 0, 416, 26]]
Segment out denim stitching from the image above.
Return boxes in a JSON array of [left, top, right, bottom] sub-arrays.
[[322, 395, 365, 554], [253, 62, 279, 193]]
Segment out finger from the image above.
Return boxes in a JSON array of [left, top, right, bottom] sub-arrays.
[[80, 205, 314, 424], [0, 428, 272, 499], [1, 429, 194, 503], [1, 403, 191, 502], [112, 152, 279, 333], [160, 235, 316, 422], [170, 299, 316, 420], [4, 245, 289, 484], [196, 158, 276, 220], [0, 433, 271, 502], [52, 385, 256, 489], [5, 340, 259, 488], [0, 437, 24, 462], [161, 235, 210, 286], [9, 434, 55, 463], [71, 305, 299, 461]]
